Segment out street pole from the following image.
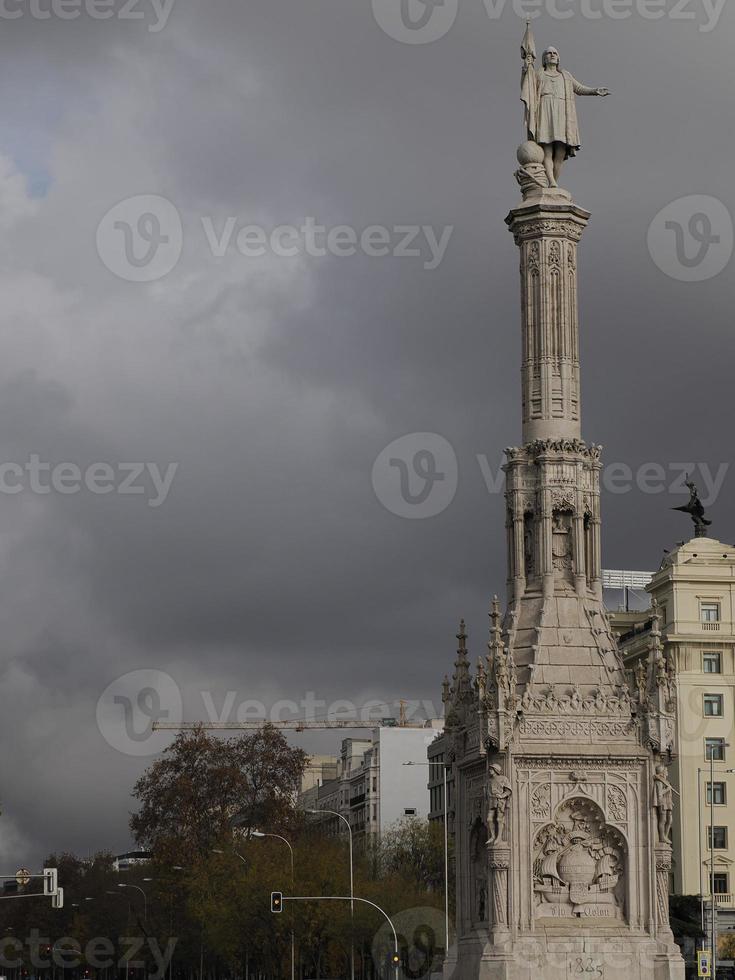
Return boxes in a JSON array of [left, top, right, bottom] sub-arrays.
[[402, 761, 451, 957], [698, 768, 704, 934], [118, 884, 147, 921], [708, 742, 729, 980], [251, 833, 295, 980], [711, 747, 716, 980], [443, 764, 450, 954], [305, 809, 354, 980], [282, 896, 399, 980]]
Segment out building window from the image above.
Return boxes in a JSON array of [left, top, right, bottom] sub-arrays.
[[706, 738, 726, 761], [708, 826, 728, 849], [404, 808, 416, 816], [705, 694, 724, 717], [701, 602, 721, 623], [713, 873, 729, 894], [704, 652, 722, 674], [707, 782, 727, 805]]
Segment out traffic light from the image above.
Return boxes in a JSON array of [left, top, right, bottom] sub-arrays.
[[391, 951, 401, 967], [270, 892, 283, 913], [52, 887, 64, 910], [43, 869, 58, 896]]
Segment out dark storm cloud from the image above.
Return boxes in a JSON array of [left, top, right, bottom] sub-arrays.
[[0, 0, 732, 864]]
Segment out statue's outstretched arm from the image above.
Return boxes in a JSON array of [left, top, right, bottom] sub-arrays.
[[572, 77, 610, 97]]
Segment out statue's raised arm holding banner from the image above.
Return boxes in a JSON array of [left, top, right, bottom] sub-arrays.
[[519, 21, 609, 190]]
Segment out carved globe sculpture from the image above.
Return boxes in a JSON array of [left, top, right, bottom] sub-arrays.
[[558, 838, 597, 888], [516, 140, 545, 166]]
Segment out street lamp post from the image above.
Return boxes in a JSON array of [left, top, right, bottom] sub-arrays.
[[698, 767, 705, 933], [305, 809, 354, 980], [281, 896, 400, 980], [251, 833, 295, 980], [704, 741, 730, 980], [403, 760, 451, 957], [106, 893, 132, 980], [117, 883, 148, 921]]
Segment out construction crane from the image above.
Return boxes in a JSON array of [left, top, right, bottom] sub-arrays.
[[153, 701, 419, 733]]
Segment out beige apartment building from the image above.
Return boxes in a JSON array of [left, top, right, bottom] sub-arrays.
[[616, 535, 735, 921]]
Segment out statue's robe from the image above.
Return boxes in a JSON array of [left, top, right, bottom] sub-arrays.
[[522, 67, 595, 159]]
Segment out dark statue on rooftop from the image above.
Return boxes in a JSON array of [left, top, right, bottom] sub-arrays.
[[672, 476, 712, 537]]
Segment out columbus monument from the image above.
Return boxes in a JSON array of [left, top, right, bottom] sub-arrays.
[[440, 25, 685, 980]]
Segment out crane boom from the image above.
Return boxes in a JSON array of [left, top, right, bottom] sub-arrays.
[[152, 719, 418, 732]]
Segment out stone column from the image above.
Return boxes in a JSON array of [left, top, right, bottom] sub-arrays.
[[488, 844, 511, 940], [655, 844, 675, 939], [506, 201, 591, 446]]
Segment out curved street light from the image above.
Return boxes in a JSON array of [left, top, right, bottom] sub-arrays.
[[304, 809, 354, 980]]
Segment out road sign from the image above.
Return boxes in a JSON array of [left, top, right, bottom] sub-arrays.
[[15, 869, 31, 887], [698, 949, 712, 977]]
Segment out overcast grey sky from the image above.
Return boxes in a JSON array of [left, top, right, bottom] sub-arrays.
[[0, 0, 732, 866]]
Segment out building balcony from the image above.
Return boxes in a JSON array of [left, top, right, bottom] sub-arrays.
[[703, 622, 721, 631], [704, 893, 734, 907]]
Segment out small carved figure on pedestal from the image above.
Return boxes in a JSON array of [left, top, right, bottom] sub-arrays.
[[653, 764, 674, 843], [486, 764, 513, 844]]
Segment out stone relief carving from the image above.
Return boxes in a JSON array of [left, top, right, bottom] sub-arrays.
[[549, 239, 562, 269], [509, 438, 603, 460], [551, 488, 576, 511], [531, 782, 552, 820], [533, 799, 626, 920], [520, 685, 631, 715], [552, 511, 574, 577], [607, 784, 627, 824], [519, 718, 637, 740], [510, 219, 586, 245]]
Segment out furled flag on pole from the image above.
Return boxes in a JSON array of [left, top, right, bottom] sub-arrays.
[[520, 20, 538, 141]]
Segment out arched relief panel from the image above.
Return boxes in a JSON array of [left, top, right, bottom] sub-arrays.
[[532, 797, 627, 922]]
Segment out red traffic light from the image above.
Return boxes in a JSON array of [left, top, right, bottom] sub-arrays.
[[270, 891, 283, 913], [391, 952, 400, 965]]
